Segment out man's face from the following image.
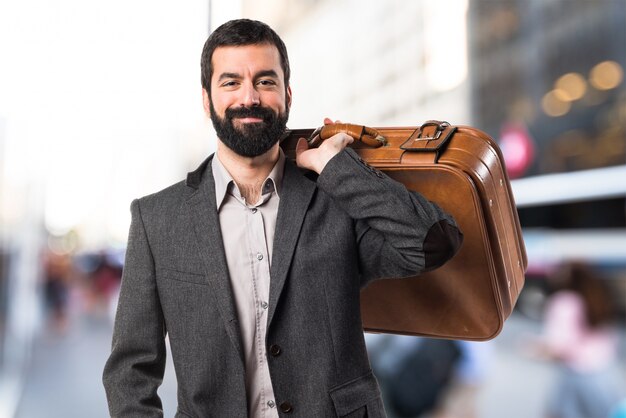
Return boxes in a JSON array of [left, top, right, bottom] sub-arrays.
[[204, 44, 292, 158]]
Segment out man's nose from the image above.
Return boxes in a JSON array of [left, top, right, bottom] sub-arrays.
[[240, 81, 260, 107]]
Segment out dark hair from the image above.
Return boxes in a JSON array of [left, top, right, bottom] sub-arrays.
[[200, 19, 290, 94], [550, 262, 617, 328]]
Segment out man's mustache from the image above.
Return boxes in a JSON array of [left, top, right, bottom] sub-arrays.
[[225, 106, 275, 121]]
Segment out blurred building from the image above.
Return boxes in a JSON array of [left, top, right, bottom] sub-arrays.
[[468, 0, 626, 217], [469, 2, 626, 224], [468, 0, 626, 206], [469, 0, 626, 179]]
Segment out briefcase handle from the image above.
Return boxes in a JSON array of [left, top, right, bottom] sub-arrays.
[[306, 123, 387, 148]]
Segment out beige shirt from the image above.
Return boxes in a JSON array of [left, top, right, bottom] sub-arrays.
[[212, 150, 284, 418]]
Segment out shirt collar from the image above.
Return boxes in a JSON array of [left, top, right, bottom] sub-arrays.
[[212, 148, 285, 210]]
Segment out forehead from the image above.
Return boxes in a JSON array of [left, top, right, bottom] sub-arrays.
[[211, 44, 283, 80]]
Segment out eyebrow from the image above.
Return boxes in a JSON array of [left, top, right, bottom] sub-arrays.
[[255, 70, 279, 80], [217, 72, 240, 82], [217, 69, 280, 82]]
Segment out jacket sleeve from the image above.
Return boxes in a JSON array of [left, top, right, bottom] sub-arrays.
[[102, 199, 166, 417], [315, 148, 463, 287]]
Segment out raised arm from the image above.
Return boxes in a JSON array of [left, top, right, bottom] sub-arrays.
[[296, 124, 462, 286]]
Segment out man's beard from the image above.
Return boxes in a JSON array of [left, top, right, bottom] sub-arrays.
[[209, 101, 289, 158]]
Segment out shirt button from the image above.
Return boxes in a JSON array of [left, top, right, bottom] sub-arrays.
[[261, 301, 269, 310], [269, 344, 281, 356], [280, 401, 293, 413], [256, 253, 263, 261], [267, 400, 275, 408], [251, 208, 258, 214]]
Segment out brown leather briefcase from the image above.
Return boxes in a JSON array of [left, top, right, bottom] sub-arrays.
[[280, 121, 527, 340]]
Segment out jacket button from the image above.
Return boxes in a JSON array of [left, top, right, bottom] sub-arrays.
[[269, 344, 281, 356], [279, 401, 293, 413]]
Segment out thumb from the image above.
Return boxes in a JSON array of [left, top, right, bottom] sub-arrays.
[[295, 137, 309, 157], [295, 137, 315, 171]]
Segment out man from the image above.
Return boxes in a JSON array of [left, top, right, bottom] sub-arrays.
[[103, 19, 462, 418]]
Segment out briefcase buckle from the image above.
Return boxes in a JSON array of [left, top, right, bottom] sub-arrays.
[[400, 120, 456, 163], [415, 121, 450, 141]]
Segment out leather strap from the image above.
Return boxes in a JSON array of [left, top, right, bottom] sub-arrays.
[[400, 120, 456, 163], [307, 123, 387, 148]]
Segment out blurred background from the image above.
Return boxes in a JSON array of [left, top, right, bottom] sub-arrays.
[[0, 0, 625, 417]]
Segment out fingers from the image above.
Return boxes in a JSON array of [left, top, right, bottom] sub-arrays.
[[330, 132, 353, 147], [323, 117, 342, 125], [295, 132, 352, 174]]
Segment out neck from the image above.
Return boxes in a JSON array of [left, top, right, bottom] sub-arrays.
[[216, 141, 280, 202]]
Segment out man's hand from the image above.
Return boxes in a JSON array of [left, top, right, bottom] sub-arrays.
[[295, 118, 354, 174]]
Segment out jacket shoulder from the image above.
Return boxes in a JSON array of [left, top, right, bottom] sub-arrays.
[[137, 154, 213, 209], [133, 179, 190, 216]]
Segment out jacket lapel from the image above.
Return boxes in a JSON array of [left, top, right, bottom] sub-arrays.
[[267, 159, 317, 327], [185, 155, 244, 362]]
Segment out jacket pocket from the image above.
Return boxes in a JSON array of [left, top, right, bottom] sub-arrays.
[[329, 371, 384, 417], [159, 267, 207, 286]]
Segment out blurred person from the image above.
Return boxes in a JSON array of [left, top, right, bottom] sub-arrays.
[[90, 251, 122, 313], [531, 262, 625, 418], [367, 334, 461, 418], [42, 248, 72, 333], [430, 340, 494, 418], [102, 19, 462, 417], [367, 335, 492, 418]]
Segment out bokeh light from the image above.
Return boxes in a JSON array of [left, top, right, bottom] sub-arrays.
[[590, 60, 624, 91], [554, 72, 587, 102], [542, 90, 572, 117]]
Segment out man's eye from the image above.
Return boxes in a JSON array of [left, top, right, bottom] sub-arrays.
[[221, 81, 238, 87], [257, 79, 276, 86]]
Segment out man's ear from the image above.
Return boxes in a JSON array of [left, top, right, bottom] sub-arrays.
[[286, 85, 292, 109], [202, 88, 211, 117]]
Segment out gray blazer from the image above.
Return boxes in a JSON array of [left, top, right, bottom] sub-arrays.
[[103, 148, 462, 418]]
